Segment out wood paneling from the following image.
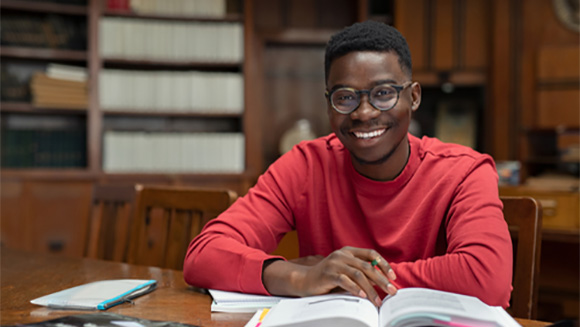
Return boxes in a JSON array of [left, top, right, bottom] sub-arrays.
[[432, 0, 454, 70], [395, 0, 490, 73], [0, 181, 27, 248], [0, 180, 92, 256], [537, 89, 580, 128], [538, 46, 580, 81], [489, 0, 514, 160], [288, 1, 317, 28], [394, 0, 428, 71], [27, 181, 92, 256], [463, 0, 488, 69]]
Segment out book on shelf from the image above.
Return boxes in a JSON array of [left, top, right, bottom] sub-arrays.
[[30, 70, 88, 109], [103, 131, 244, 173], [1, 128, 86, 168], [0, 13, 87, 50], [99, 18, 243, 62], [127, 0, 227, 18], [257, 288, 520, 327], [99, 70, 243, 113], [46, 63, 88, 82]]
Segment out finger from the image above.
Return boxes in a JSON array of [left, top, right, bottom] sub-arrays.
[[341, 265, 382, 306], [350, 248, 396, 281], [362, 259, 397, 296], [336, 274, 366, 299], [371, 255, 396, 281], [345, 249, 397, 296]]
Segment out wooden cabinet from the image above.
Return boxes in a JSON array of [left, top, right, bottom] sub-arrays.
[[501, 186, 580, 232], [0, 179, 92, 256]]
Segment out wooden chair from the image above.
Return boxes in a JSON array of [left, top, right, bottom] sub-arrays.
[[127, 184, 238, 270], [501, 196, 543, 319], [85, 184, 137, 262]]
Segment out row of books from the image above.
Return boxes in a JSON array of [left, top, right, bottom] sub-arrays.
[[112, 0, 229, 18], [100, 18, 243, 62], [0, 13, 86, 50], [103, 131, 244, 173], [1, 128, 86, 168], [99, 70, 243, 113]]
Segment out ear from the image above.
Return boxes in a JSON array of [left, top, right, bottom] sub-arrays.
[[410, 82, 422, 112]]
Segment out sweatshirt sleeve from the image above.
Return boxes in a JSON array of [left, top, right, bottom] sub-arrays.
[[183, 146, 308, 294], [389, 158, 513, 308]]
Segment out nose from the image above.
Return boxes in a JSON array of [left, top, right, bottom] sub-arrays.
[[350, 93, 380, 121]]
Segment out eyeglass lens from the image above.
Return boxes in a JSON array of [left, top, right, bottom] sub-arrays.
[[331, 84, 401, 113]]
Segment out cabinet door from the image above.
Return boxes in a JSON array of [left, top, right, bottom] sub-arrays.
[[394, 0, 489, 72], [27, 181, 92, 256], [0, 181, 28, 248], [1, 180, 92, 256]]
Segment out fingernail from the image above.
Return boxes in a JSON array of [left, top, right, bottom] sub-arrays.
[[388, 269, 396, 280], [358, 290, 367, 298], [387, 283, 397, 295], [375, 296, 382, 306]]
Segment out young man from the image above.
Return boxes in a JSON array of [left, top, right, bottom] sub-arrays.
[[184, 21, 512, 308]]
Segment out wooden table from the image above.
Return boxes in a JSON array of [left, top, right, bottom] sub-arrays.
[[1, 247, 550, 327]]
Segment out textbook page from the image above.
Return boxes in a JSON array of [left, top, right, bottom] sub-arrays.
[[378, 288, 521, 327], [261, 294, 377, 327]]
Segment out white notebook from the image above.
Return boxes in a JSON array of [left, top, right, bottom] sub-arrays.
[[208, 289, 288, 313], [31, 279, 157, 310]]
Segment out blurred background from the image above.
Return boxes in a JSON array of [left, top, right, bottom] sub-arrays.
[[0, 0, 578, 322]]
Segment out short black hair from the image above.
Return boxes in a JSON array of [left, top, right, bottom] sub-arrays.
[[324, 21, 412, 82]]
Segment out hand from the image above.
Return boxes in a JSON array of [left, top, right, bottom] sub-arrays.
[[263, 247, 397, 306], [288, 255, 324, 266]]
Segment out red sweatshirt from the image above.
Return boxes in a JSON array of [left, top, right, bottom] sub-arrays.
[[184, 134, 513, 307]]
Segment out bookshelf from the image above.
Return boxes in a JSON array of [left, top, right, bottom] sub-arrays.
[[1, 0, 261, 191]]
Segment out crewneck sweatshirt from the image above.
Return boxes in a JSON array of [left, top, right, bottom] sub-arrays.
[[184, 133, 512, 307]]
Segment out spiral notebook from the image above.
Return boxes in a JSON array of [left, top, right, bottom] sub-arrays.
[[31, 279, 157, 310]]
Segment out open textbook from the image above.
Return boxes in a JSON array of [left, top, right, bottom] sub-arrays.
[[259, 288, 521, 327]]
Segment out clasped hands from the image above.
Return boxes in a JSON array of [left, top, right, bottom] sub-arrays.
[[262, 246, 397, 307]]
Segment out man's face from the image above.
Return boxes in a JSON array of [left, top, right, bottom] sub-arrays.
[[326, 51, 420, 179]]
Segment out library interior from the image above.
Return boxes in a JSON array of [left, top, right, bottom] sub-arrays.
[[0, 0, 578, 324]]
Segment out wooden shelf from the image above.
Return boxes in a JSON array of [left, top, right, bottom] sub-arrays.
[[260, 28, 337, 45], [103, 9, 243, 23], [524, 127, 580, 134], [102, 58, 242, 71], [0, 0, 87, 16], [0, 169, 93, 181], [102, 109, 242, 118], [0, 102, 87, 115], [0, 46, 87, 62], [542, 228, 580, 243]]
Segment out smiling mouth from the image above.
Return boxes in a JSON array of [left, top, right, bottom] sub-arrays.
[[352, 129, 386, 140]]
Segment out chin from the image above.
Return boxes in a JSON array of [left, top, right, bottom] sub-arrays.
[[352, 149, 395, 165]]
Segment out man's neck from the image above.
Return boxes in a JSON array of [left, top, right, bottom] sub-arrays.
[[351, 136, 411, 181]]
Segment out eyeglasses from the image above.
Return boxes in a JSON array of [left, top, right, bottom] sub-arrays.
[[325, 81, 413, 114]]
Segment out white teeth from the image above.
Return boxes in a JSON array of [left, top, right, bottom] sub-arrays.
[[353, 129, 386, 139]]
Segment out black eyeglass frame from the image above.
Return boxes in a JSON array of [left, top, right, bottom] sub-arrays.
[[325, 81, 413, 114]]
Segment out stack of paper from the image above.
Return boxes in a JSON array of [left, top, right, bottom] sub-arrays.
[[208, 289, 288, 313]]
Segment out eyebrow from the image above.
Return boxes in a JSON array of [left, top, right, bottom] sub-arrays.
[[328, 79, 400, 92]]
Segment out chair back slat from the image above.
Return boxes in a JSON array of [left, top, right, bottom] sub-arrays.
[[85, 184, 137, 261], [501, 196, 543, 319], [128, 184, 238, 270]]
